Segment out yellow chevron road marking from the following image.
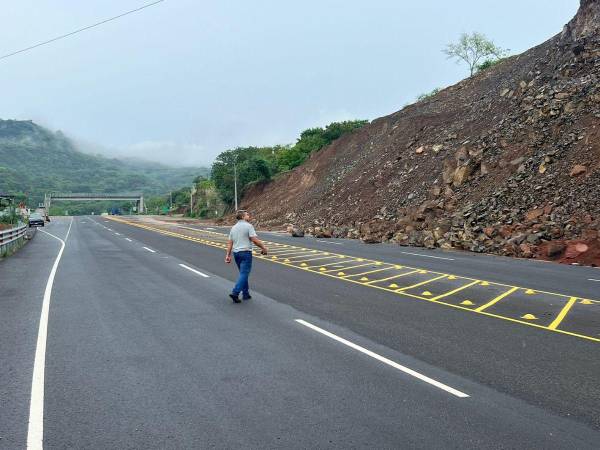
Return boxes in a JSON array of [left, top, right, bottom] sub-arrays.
[[106, 217, 600, 343]]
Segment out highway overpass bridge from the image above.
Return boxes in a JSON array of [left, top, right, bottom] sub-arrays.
[[44, 192, 145, 213]]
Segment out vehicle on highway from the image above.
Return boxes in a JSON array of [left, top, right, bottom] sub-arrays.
[[28, 212, 45, 227]]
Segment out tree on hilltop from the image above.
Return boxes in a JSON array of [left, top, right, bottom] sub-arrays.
[[444, 32, 508, 76]]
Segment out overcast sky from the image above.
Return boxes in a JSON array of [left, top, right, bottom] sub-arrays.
[[0, 0, 579, 167]]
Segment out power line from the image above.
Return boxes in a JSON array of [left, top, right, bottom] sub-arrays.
[[0, 0, 165, 61]]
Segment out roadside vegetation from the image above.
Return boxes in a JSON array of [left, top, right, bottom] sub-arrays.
[[0, 120, 208, 214], [0, 198, 24, 229], [210, 120, 368, 206]]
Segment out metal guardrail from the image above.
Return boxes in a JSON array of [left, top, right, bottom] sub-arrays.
[[0, 223, 27, 257]]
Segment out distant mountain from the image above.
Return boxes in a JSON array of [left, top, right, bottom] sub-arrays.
[[0, 119, 209, 205]]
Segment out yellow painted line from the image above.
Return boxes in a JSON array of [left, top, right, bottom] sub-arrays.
[[396, 275, 447, 292], [106, 217, 600, 343], [282, 250, 324, 258], [548, 297, 578, 330], [264, 248, 304, 255], [307, 259, 363, 270], [322, 262, 375, 273], [475, 287, 519, 312], [287, 255, 341, 264], [429, 280, 481, 301], [268, 251, 317, 259], [364, 269, 420, 285], [342, 266, 396, 278], [267, 245, 310, 252], [265, 249, 314, 256]]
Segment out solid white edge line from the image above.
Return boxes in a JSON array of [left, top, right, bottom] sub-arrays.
[[589, 279, 600, 282], [295, 319, 469, 398], [400, 251, 455, 261], [28, 218, 73, 449], [143, 246, 156, 253], [179, 263, 210, 278]]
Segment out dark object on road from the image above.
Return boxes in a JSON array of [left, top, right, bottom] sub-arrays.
[[28, 213, 45, 227], [229, 293, 241, 303], [287, 225, 305, 237], [292, 228, 305, 237]]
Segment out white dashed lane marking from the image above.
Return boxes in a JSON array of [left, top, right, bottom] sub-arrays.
[[295, 319, 469, 398], [179, 264, 210, 278]]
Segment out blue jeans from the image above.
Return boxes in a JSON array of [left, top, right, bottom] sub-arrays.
[[232, 251, 253, 297]]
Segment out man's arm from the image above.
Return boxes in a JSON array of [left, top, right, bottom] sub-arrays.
[[225, 240, 233, 263], [250, 236, 268, 255]]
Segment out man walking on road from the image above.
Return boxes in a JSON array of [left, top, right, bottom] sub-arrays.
[[225, 210, 268, 303]]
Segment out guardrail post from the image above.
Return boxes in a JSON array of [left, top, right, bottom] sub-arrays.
[[0, 223, 29, 258]]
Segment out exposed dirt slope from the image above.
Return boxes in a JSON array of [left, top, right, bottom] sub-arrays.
[[242, 0, 600, 265]]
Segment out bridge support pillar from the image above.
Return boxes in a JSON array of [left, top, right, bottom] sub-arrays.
[[138, 195, 145, 214]]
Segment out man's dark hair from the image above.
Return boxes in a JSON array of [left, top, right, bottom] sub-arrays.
[[236, 210, 248, 220]]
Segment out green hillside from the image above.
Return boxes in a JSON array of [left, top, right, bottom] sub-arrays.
[[0, 120, 208, 207]]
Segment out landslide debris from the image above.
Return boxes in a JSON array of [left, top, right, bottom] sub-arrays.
[[242, 0, 600, 266]]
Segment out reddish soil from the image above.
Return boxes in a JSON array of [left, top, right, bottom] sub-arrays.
[[242, 0, 600, 267]]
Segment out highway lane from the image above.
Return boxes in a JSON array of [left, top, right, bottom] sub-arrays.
[[0, 219, 72, 449], [2, 216, 600, 449], [100, 216, 600, 430]]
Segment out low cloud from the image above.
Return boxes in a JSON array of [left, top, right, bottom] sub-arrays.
[[120, 141, 209, 167], [77, 139, 211, 167]]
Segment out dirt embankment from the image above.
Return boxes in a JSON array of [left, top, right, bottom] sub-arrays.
[[242, 0, 600, 266]]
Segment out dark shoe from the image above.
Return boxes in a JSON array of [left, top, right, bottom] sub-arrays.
[[242, 295, 252, 301], [229, 293, 241, 303]]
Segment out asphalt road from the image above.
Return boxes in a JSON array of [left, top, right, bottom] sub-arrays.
[[2, 216, 600, 449]]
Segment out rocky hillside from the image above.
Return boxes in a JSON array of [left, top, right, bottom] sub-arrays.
[[242, 0, 600, 266]]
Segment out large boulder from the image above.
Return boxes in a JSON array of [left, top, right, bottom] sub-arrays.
[[313, 227, 332, 238], [360, 219, 396, 243], [291, 227, 305, 238]]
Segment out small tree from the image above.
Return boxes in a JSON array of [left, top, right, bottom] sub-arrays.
[[444, 32, 508, 76], [416, 88, 442, 102]]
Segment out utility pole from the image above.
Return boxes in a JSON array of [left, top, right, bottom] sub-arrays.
[[233, 162, 238, 211], [190, 184, 196, 216]]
